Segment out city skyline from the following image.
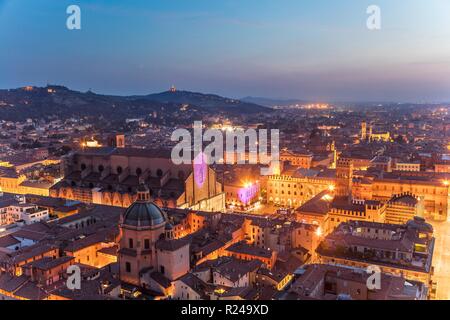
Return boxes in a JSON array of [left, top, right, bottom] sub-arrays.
[[1, 0, 450, 102], [1, 0, 450, 306]]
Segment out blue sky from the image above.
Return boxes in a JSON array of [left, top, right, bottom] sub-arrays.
[[1, 0, 450, 102]]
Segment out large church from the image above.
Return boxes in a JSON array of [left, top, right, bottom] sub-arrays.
[[118, 185, 190, 295], [50, 147, 225, 212]]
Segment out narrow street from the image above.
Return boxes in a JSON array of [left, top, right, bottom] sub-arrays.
[[431, 220, 450, 300]]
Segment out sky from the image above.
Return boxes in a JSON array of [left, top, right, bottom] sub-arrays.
[[1, 0, 450, 102]]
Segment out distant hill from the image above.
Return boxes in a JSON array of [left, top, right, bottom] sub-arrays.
[[0, 86, 270, 122], [241, 96, 309, 107], [138, 90, 270, 113]]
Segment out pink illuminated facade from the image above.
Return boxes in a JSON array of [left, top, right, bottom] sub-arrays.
[[224, 180, 261, 211]]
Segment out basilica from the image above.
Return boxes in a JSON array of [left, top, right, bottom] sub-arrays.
[[50, 147, 225, 212]]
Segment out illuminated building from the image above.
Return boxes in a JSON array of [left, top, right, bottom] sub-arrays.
[[370, 156, 392, 173], [351, 177, 373, 200], [224, 241, 276, 269], [64, 230, 118, 268], [0, 243, 60, 277], [371, 173, 450, 221], [22, 256, 74, 287], [327, 198, 386, 230], [118, 185, 190, 291], [266, 167, 335, 208], [360, 122, 391, 142], [0, 168, 26, 195], [288, 264, 427, 300], [280, 150, 313, 169], [395, 161, 421, 172], [386, 193, 423, 225], [296, 190, 387, 234], [361, 122, 368, 140], [339, 156, 449, 220], [317, 218, 435, 286], [435, 163, 450, 173], [50, 147, 225, 212], [335, 158, 353, 197], [223, 172, 260, 210]]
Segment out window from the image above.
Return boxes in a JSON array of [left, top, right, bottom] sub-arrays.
[[129, 238, 134, 249], [160, 265, 165, 274], [144, 239, 150, 249], [125, 262, 131, 273]]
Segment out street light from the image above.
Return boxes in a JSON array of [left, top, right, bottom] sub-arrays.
[[315, 226, 323, 237]]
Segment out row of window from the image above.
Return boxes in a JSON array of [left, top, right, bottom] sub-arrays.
[[79, 164, 187, 180], [128, 238, 151, 250]]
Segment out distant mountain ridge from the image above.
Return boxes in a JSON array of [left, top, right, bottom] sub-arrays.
[[136, 90, 269, 113], [0, 85, 270, 121], [241, 96, 309, 107]]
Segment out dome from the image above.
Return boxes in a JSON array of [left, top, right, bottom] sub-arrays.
[[122, 202, 166, 227], [121, 184, 166, 227], [165, 223, 174, 230], [406, 216, 433, 234]]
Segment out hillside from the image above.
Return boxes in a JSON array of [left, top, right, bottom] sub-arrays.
[[140, 90, 270, 113], [0, 86, 270, 122]]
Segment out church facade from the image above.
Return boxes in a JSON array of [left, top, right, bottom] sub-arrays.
[[50, 147, 225, 212]]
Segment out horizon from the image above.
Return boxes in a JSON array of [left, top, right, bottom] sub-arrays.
[[1, 1, 450, 102], [2, 83, 448, 105]]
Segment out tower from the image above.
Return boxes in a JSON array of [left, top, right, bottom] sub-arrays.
[[107, 133, 125, 148], [336, 158, 354, 199], [118, 184, 167, 286], [361, 122, 367, 141]]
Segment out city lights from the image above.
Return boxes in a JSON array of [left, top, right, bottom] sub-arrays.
[[1, 0, 449, 306]]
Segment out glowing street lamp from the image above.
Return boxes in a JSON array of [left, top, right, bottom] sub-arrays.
[[315, 226, 323, 237]]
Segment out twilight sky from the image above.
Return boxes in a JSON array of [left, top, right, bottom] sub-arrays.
[[1, 0, 450, 102]]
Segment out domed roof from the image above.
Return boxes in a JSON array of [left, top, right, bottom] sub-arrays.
[[122, 184, 166, 227], [122, 202, 166, 227], [406, 216, 433, 233]]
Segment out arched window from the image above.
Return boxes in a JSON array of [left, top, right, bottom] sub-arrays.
[[156, 169, 163, 177], [136, 168, 142, 176], [117, 166, 123, 174]]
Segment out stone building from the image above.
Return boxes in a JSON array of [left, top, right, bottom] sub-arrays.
[[50, 147, 225, 212]]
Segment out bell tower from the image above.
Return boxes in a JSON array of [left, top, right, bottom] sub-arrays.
[[336, 158, 354, 199], [361, 122, 367, 141]]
